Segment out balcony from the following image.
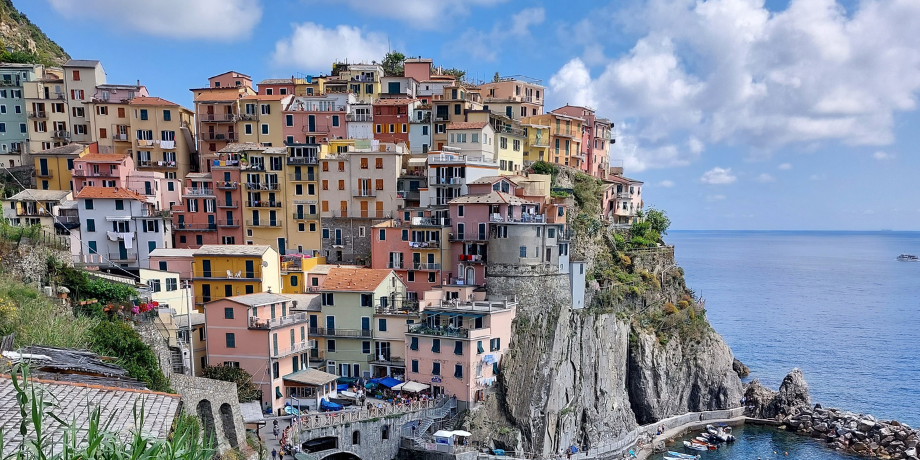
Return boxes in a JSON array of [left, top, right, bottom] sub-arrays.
[[367, 355, 405, 366], [215, 181, 239, 190], [246, 182, 280, 191], [458, 254, 486, 264], [405, 217, 450, 227], [413, 263, 441, 270], [287, 156, 318, 165], [410, 115, 431, 124], [194, 268, 262, 280], [346, 114, 373, 122], [448, 233, 487, 242], [288, 173, 316, 181], [489, 214, 546, 224], [308, 327, 372, 338], [200, 114, 238, 122], [216, 200, 239, 208], [408, 239, 441, 249], [36, 170, 53, 178], [218, 219, 240, 228], [246, 219, 282, 227], [406, 323, 491, 339], [28, 111, 47, 119], [248, 312, 308, 330], [183, 188, 214, 197], [397, 190, 420, 201], [309, 349, 325, 362], [173, 222, 218, 232], [238, 113, 259, 121], [53, 131, 71, 140], [352, 189, 377, 197], [246, 200, 282, 208], [617, 192, 632, 199], [272, 340, 315, 359], [386, 262, 404, 269], [327, 210, 392, 219], [108, 252, 138, 263], [200, 132, 239, 142], [138, 160, 178, 169], [292, 213, 319, 220], [72, 169, 118, 178]]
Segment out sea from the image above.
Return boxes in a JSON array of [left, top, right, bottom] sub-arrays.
[[655, 231, 920, 459]]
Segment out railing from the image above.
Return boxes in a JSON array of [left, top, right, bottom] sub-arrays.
[[448, 233, 487, 242], [407, 323, 491, 339], [403, 217, 450, 227], [346, 114, 373, 122], [457, 254, 486, 263], [215, 181, 239, 190], [407, 240, 441, 249], [617, 192, 632, 199], [288, 174, 316, 181], [431, 177, 464, 185], [307, 327, 372, 338], [194, 268, 261, 279], [327, 210, 392, 219], [238, 113, 259, 121], [249, 312, 308, 330], [36, 170, 53, 178], [246, 182, 281, 191], [308, 349, 325, 361], [429, 298, 516, 313], [428, 154, 497, 165], [375, 301, 420, 316], [352, 189, 377, 197], [200, 132, 239, 141], [27, 111, 46, 119], [173, 222, 218, 231], [200, 114, 237, 122], [410, 115, 432, 124], [218, 219, 240, 227], [287, 157, 318, 165], [183, 188, 214, 197], [367, 354, 405, 365], [108, 252, 138, 262], [398, 190, 421, 201], [112, 133, 129, 141], [489, 214, 546, 223], [246, 219, 282, 227], [297, 397, 449, 431], [72, 169, 118, 177], [246, 200, 282, 208], [292, 213, 319, 220], [387, 262, 404, 269], [138, 160, 178, 169], [217, 200, 239, 208], [272, 340, 315, 358], [413, 263, 441, 270]]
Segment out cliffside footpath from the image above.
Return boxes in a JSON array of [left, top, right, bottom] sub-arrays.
[[462, 165, 743, 456]]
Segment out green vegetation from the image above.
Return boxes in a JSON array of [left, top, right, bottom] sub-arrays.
[[201, 365, 262, 402], [382, 51, 406, 77], [1, 365, 213, 460], [0, 277, 96, 349], [441, 68, 467, 82], [45, 258, 137, 316], [89, 319, 171, 392], [0, 0, 70, 66]]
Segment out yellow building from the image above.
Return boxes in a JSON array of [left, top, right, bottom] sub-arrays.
[[431, 84, 484, 150], [192, 244, 281, 309], [33, 143, 90, 190], [280, 254, 326, 294], [23, 66, 69, 154], [126, 97, 196, 181], [293, 76, 326, 96], [336, 64, 384, 104], [238, 94, 289, 148], [521, 113, 584, 169], [284, 143, 322, 255], [522, 123, 551, 165], [236, 144, 290, 251]]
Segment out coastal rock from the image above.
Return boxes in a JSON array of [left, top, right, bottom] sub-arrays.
[[732, 358, 750, 378], [742, 369, 811, 419], [861, 420, 878, 432]]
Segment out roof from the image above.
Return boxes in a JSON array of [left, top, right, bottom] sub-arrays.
[[76, 153, 128, 163], [306, 264, 362, 275], [239, 401, 265, 424], [33, 143, 86, 156], [194, 244, 272, 257], [210, 70, 252, 79], [258, 78, 294, 85], [446, 121, 489, 130], [185, 172, 212, 179], [448, 191, 532, 206], [148, 248, 198, 258], [218, 293, 292, 307], [75, 187, 146, 201], [0, 374, 179, 456], [218, 142, 267, 153], [241, 94, 286, 101], [63, 59, 101, 68], [128, 96, 180, 107], [284, 294, 322, 312], [621, 176, 644, 184], [467, 176, 519, 186], [6, 189, 70, 202], [282, 368, 339, 386], [321, 268, 394, 292]]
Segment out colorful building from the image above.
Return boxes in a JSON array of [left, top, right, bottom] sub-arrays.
[[191, 72, 257, 170], [521, 112, 584, 170], [371, 214, 453, 296], [1, 189, 75, 233], [238, 94, 288, 147], [0, 63, 39, 165], [552, 105, 613, 179], [125, 96, 196, 180], [23, 66, 68, 154], [284, 93, 352, 146], [284, 143, 322, 255], [191, 244, 281, 307], [62, 60, 106, 144], [32, 142, 92, 191], [372, 98, 419, 147], [481, 77, 544, 120]]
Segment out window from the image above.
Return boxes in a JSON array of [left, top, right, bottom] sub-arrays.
[[411, 360, 419, 373], [375, 124, 382, 133], [224, 307, 234, 319], [362, 341, 371, 354], [163, 110, 171, 121], [500, 137, 508, 149], [245, 124, 252, 135], [285, 114, 293, 126], [327, 340, 336, 352], [261, 104, 271, 115], [520, 246, 527, 258], [360, 293, 372, 307], [432, 338, 440, 353], [265, 88, 273, 95], [477, 340, 484, 354], [454, 364, 463, 378], [490, 338, 501, 351], [338, 180, 344, 190], [375, 179, 384, 190], [261, 124, 269, 135], [140, 109, 148, 120], [273, 362, 279, 379], [226, 333, 236, 348], [388, 124, 395, 133], [148, 280, 161, 292], [401, 229, 408, 241], [322, 293, 334, 306], [360, 158, 368, 169], [166, 278, 177, 291], [84, 199, 94, 210], [378, 229, 386, 240], [401, 123, 407, 133], [114, 200, 124, 211], [378, 318, 387, 332], [72, 70, 80, 81], [432, 362, 440, 375], [410, 337, 418, 350], [454, 341, 463, 355], [332, 115, 339, 126], [422, 125, 428, 135], [454, 104, 461, 115]]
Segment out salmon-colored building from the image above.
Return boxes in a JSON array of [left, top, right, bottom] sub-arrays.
[[202, 293, 312, 414], [283, 94, 352, 146], [191, 72, 257, 171], [371, 214, 453, 297], [71, 153, 133, 192], [373, 98, 419, 147], [551, 105, 613, 179]]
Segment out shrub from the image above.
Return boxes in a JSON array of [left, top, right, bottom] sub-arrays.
[[677, 300, 690, 310], [663, 303, 678, 315], [639, 270, 654, 282], [618, 254, 632, 266], [645, 208, 671, 236], [89, 320, 170, 392], [202, 365, 262, 402], [687, 308, 696, 320], [0, 278, 97, 349]]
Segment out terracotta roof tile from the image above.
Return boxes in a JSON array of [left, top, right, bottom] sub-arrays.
[[241, 94, 287, 101], [128, 96, 179, 107], [446, 121, 489, 130], [321, 268, 394, 292], [373, 98, 418, 106], [76, 153, 128, 163], [75, 186, 146, 201]]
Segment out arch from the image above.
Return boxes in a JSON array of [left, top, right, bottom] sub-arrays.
[[219, 403, 239, 448], [303, 436, 338, 453], [352, 430, 361, 445], [322, 452, 361, 460], [196, 399, 216, 449], [381, 424, 390, 440]]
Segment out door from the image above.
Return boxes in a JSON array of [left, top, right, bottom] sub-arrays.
[[308, 115, 315, 132], [388, 82, 400, 94], [360, 201, 368, 218], [353, 364, 361, 379], [224, 191, 232, 207], [309, 315, 318, 329], [334, 229, 342, 246], [202, 284, 211, 303], [478, 223, 486, 240], [413, 252, 420, 268], [376, 201, 383, 218], [207, 215, 215, 229], [39, 158, 48, 176], [296, 205, 304, 219], [376, 342, 391, 361], [326, 316, 335, 334], [340, 363, 350, 377], [277, 238, 286, 255], [202, 260, 211, 277], [245, 260, 255, 278], [252, 210, 260, 226], [361, 317, 370, 333], [269, 210, 277, 226], [118, 241, 127, 261]]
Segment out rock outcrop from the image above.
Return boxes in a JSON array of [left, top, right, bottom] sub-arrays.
[[743, 368, 811, 419], [733, 358, 750, 377]]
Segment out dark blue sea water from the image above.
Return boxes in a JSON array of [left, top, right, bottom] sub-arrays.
[[668, 231, 920, 426], [659, 425, 863, 460]]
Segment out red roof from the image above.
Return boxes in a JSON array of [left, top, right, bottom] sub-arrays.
[[128, 96, 179, 107], [321, 268, 395, 292], [446, 122, 489, 130], [75, 187, 146, 201], [76, 153, 128, 163]]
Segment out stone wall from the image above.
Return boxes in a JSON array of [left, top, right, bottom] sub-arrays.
[[0, 164, 35, 191], [320, 217, 373, 265], [170, 373, 250, 456], [0, 241, 72, 288], [625, 246, 675, 275], [298, 412, 425, 460], [136, 322, 175, 379]]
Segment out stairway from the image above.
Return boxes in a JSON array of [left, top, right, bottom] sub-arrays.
[[407, 397, 458, 446], [168, 347, 185, 375]]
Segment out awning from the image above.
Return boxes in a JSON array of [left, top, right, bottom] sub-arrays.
[[283, 368, 339, 386], [433, 430, 454, 438], [393, 381, 430, 393], [378, 377, 402, 388], [408, 158, 428, 166]]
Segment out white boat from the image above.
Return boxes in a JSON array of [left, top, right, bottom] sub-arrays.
[[683, 441, 708, 451], [706, 424, 736, 442], [897, 254, 918, 261], [668, 451, 700, 459]]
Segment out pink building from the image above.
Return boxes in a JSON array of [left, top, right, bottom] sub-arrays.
[[208, 71, 252, 89], [203, 293, 313, 414], [603, 175, 643, 225], [284, 94, 351, 146], [148, 248, 197, 279], [551, 105, 613, 179], [258, 78, 296, 96], [172, 148, 245, 248], [404, 286, 515, 407], [371, 213, 452, 297], [71, 153, 133, 192]]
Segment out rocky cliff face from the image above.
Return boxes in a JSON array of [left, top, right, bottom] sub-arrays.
[[0, 0, 70, 65]]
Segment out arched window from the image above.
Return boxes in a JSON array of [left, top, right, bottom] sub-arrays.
[[352, 430, 361, 445]]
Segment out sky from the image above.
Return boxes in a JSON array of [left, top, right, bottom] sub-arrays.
[[19, 0, 920, 230]]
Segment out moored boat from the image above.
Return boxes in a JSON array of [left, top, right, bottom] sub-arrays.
[[683, 441, 708, 451], [668, 451, 701, 459]]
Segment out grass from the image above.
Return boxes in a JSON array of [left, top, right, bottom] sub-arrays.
[[0, 277, 97, 349]]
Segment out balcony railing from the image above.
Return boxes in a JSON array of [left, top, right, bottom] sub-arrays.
[[218, 219, 240, 227], [72, 169, 118, 178], [174, 222, 218, 231], [327, 210, 392, 219], [246, 182, 280, 191], [183, 188, 214, 197], [238, 113, 259, 121], [387, 262, 404, 269], [215, 181, 239, 190], [431, 177, 463, 185], [288, 173, 316, 181], [408, 240, 440, 249], [308, 327, 372, 338], [246, 200, 282, 208], [292, 213, 319, 220], [406, 323, 491, 339], [28, 111, 47, 119], [108, 252, 138, 262], [448, 233, 487, 242], [200, 132, 239, 141], [617, 192, 632, 199], [272, 340, 315, 359], [194, 268, 261, 280], [489, 214, 546, 224], [367, 355, 405, 365], [217, 200, 239, 208], [36, 170, 53, 178], [346, 114, 373, 122], [458, 254, 486, 263], [249, 313, 308, 330], [413, 263, 441, 270], [53, 130, 71, 140], [200, 114, 238, 122], [246, 219, 282, 227], [287, 157, 318, 165], [428, 154, 496, 165], [353, 189, 377, 197], [112, 133, 129, 142], [138, 160, 178, 169]]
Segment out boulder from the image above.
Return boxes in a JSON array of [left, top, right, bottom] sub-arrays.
[[733, 358, 750, 378], [854, 442, 869, 452], [814, 422, 829, 432], [860, 420, 878, 432]]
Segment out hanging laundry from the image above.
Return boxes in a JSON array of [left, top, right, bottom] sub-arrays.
[[122, 233, 134, 249]]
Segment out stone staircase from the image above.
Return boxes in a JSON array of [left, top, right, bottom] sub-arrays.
[[405, 397, 458, 446]]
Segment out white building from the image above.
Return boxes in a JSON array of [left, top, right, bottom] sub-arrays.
[[408, 105, 432, 154], [445, 121, 496, 161], [73, 186, 172, 270]]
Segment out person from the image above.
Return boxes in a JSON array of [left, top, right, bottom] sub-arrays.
[[271, 449, 277, 460], [279, 450, 284, 460], [699, 413, 704, 422], [273, 426, 279, 440]]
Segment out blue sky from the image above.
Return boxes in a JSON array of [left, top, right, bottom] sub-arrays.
[[22, 0, 920, 230]]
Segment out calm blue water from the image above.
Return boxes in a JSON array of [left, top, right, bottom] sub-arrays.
[[668, 231, 920, 426], [654, 425, 863, 460]]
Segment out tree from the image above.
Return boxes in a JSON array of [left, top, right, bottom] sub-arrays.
[[202, 365, 262, 402], [442, 68, 466, 82], [382, 51, 406, 77], [493, 72, 501, 83], [645, 208, 671, 236]]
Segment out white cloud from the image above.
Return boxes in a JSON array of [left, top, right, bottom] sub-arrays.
[[550, 0, 920, 169], [47, 0, 261, 40], [700, 167, 737, 185], [310, 0, 506, 26], [873, 151, 896, 160], [778, 163, 793, 170], [756, 173, 775, 183], [707, 194, 727, 202], [658, 180, 675, 188], [447, 8, 545, 62], [273, 23, 390, 70]]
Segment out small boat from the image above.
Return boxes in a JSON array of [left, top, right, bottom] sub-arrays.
[[687, 439, 718, 450], [706, 424, 736, 442], [897, 254, 918, 261], [665, 457, 686, 460], [683, 441, 708, 451], [668, 451, 700, 459], [695, 436, 714, 444]]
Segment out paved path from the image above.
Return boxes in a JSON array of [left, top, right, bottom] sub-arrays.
[[635, 416, 746, 460]]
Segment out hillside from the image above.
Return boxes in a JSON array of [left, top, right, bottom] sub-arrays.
[[0, 0, 69, 66]]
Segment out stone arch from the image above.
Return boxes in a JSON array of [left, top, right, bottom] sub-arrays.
[[303, 436, 338, 453], [381, 424, 390, 440], [322, 452, 361, 460], [219, 403, 239, 448], [352, 430, 360, 445], [196, 399, 216, 448]]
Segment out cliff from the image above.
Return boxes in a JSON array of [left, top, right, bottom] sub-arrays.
[[462, 165, 743, 456], [0, 0, 69, 66]]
